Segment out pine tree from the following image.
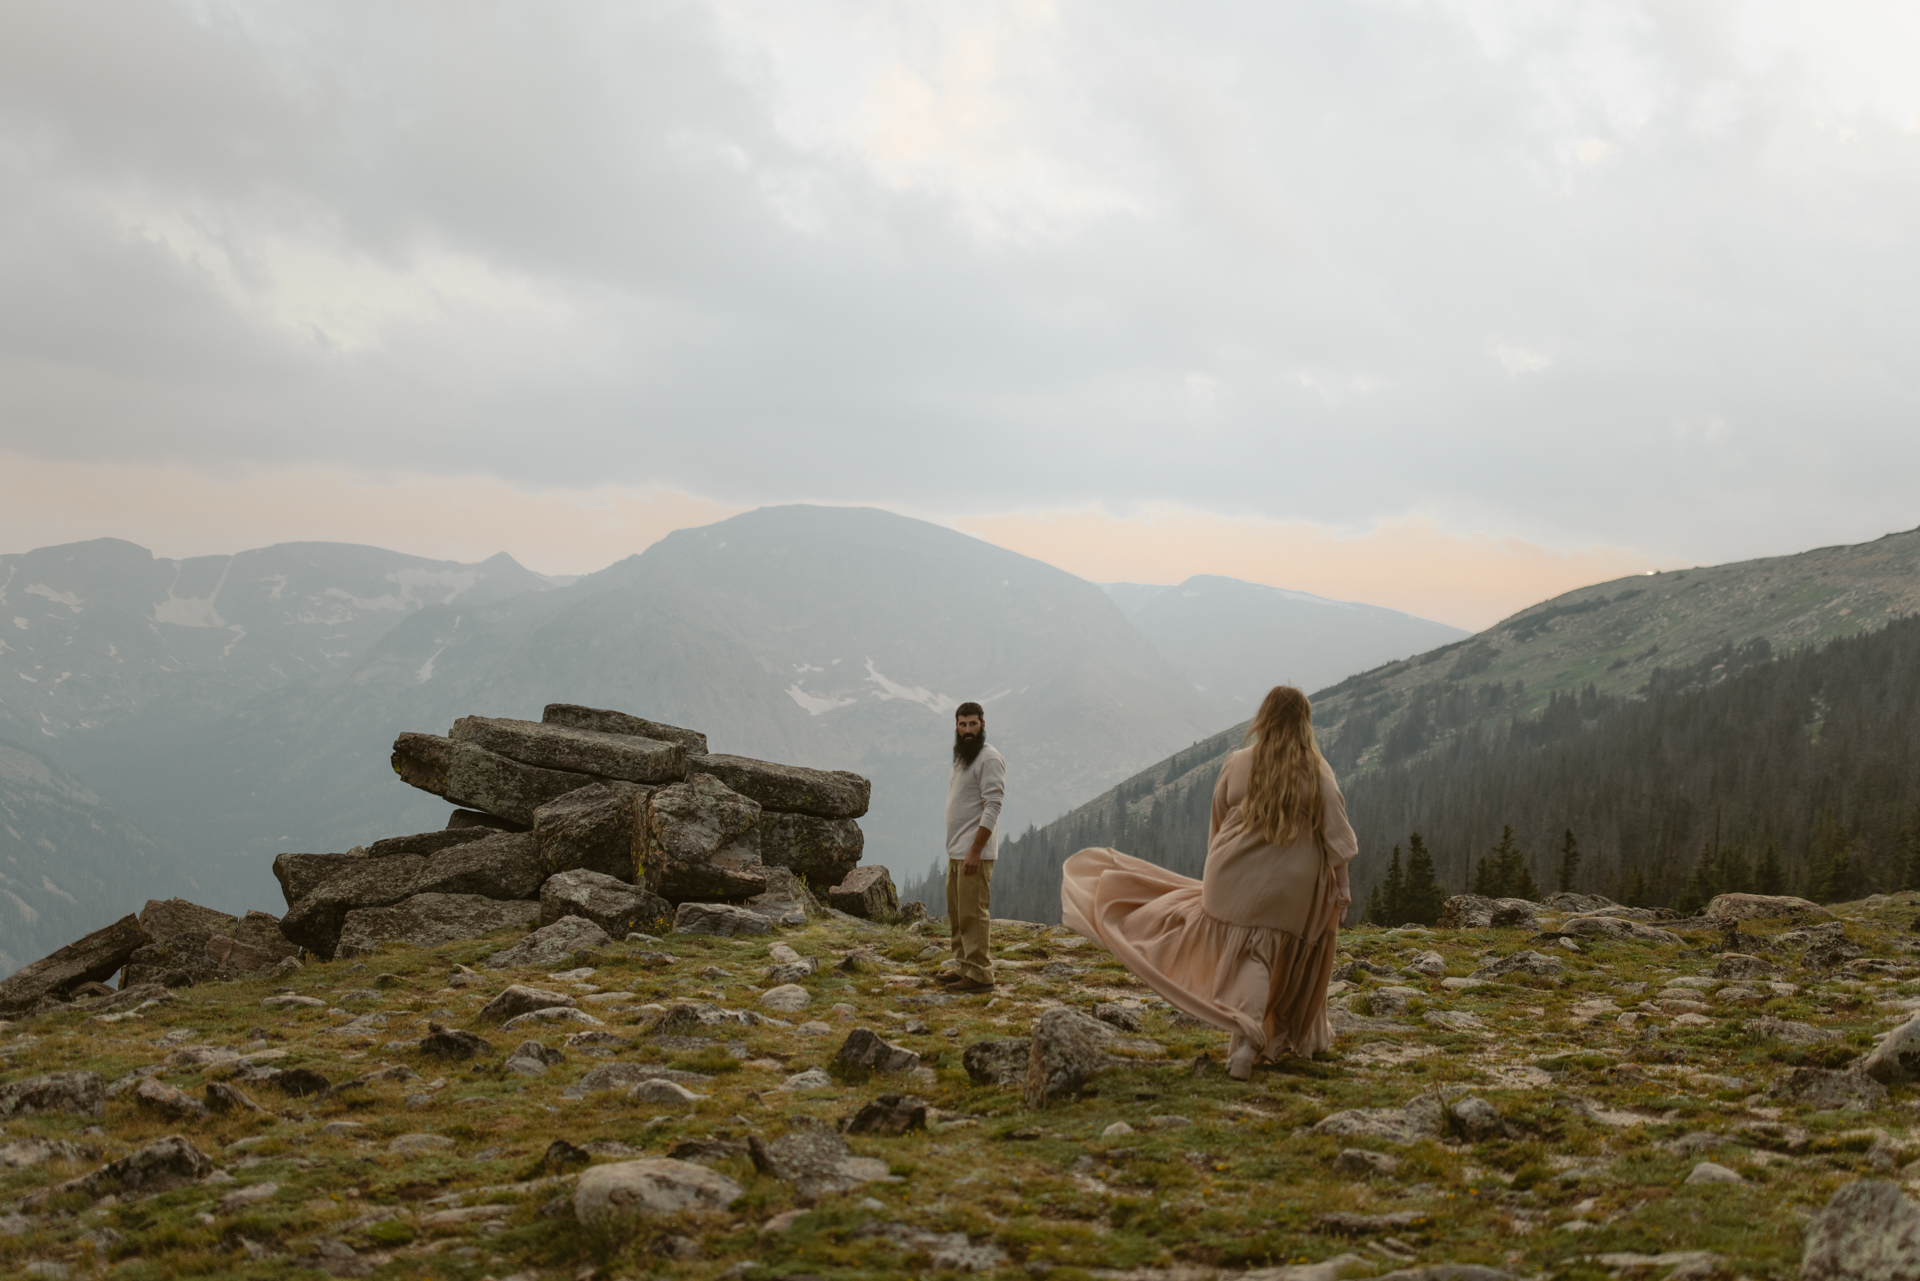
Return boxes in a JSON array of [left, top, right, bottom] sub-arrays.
[[1473, 825, 1536, 899], [1367, 846, 1407, 926], [1624, 864, 1652, 907], [1400, 832, 1447, 926], [1756, 843, 1786, 896], [1901, 805, 1920, 892], [1555, 828, 1581, 893]]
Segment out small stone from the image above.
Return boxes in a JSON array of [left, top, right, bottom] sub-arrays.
[[216, 1181, 278, 1213], [1686, 1161, 1746, 1185], [133, 1076, 207, 1120], [759, 984, 812, 1013], [574, 1158, 742, 1222], [796, 1021, 833, 1036], [0, 1072, 106, 1120], [673, 902, 773, 938], [831, 1028, 921, 1078], [1101, 1121, 1134, 1138], [629, 1079, 705, 1107], [478, 985, 576, 1022], [1334, 1149, 1401, 1177], [842, 1093, 928, 1136], [503, 1055, 549, 1076], [780, 1067, 833, 1092], [749, 1116, 892, 1201], [500, 1006, 605, 1032], [420, 1023, 494, 1059], [1803, 1180, 1920, 1281], [389, 1133, 455, 1156]]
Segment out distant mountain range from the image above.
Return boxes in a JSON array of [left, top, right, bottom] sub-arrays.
[[0, 505, 1490, 974], [1103, 576, 1469, 721], [977, 524, 1920, 924]]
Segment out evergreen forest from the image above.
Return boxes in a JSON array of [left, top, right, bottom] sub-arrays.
[[954, 613, 1920, 925]]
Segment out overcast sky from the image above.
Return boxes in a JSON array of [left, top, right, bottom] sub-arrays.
[[4, 1, 1918, 629]]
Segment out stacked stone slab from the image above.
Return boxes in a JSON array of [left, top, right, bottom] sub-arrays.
[[273, 702, 876, 958]]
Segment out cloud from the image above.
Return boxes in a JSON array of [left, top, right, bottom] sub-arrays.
[[1, 0, 1918, 580]]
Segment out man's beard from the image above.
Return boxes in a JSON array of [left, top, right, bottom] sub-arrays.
[[953, 729, 986, 767]]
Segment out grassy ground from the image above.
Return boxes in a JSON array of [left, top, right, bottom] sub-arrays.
[[4, 894, 1919, 1280]]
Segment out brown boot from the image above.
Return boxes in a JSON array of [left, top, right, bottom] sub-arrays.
[[949, 977, 995, 994]]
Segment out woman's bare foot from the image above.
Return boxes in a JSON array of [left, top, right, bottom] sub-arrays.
[[1228, 1036, 1258, 1081]]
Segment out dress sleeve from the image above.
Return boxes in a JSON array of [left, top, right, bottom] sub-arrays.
[[1321, 764, 1359, 870]]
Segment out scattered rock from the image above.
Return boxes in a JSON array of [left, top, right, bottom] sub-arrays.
[[561, 1062, 714, 1098], [132, 1077, 207, 1120], [629, 1078, 705, 1107], [852, 1220, 1007, 1272], [1447, 1096, 1506, 1141], [843, 1093, 928, 1136], [0, 1072, 105, 1120], [1335, 1149, 1401, 1177], [1862, 1013, 1920, 1085], [1093, 1003, 1144, 1032], [537, 1139, 594, 1173], [1714, 952, 1778, 980], [779, 1067, 833, 1092], [484, 916, 612, 969], [478, 985, 576, 1022], [1685, 1161, 1745, 1185], [1405, 950, 1447, 976], [1312, 1095, 1449, 1145], [274, 1067, 332, 1097], [1025, 1007, 1118, 1108], [1745, 1017, 1834, 1045], [833, 1028, 922, 1079], [749, 1116, 892, 1201], [539, 868, 673, 939], [668, 1137, 749, 1166], [1768, 1067, 1886, 1111], [0, 915, 151, 1014], [1469, 950, 1564, 981], [963, 1039, 1031, 1087], [768, 959, 818, 985], [41, 1135, 213, 1202], [1424, 1010, 1489, 1034], [1802, 1179, 1920, 1281], [574, 1157, 743, 1222], [1706, 893, 1833, 924], [303, 1237, 373, 1278], [216, 1181, 278, 1213], [673, 902, 774, 938], [203, 1083, 267, 1114], [1102, 1121, 1135, 1138], [1437, 895, 1540, 929], [828, 866, 899, 920], [390, 1133, 455, 1156], [759, 984, 812, 1013], [500, 1007, 604, 1031], [334, 894, 543, 961], [420, 1023, 494, 1059], [510, 1040, 565, 1066], [690, 753, 871, 819], [1561, 915, 1682, 945], [1315, 1209, 1430, 1235]]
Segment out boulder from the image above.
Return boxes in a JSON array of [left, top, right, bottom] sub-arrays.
[[742, 866, 821, 927], [689, 753, 871, 819], [642, 775, 767, 902], [1561, 914, 1682, 945], [1311, 1095, 1450, 1145], [832, 1028, 922, 1078], [1543, 891, 1617, 913], [407, 830, 546, 901], [1746, 1017, 1833, 1045], [420, 1023, 495, 1059], [650, 1002, 757, 1035], [451, 715, 687, 784], [510, 1040, 565, 1067], [1705, 893, 1833, 924], [1714, 952, 1778, 980], [574, 1158, 742, 1222], [1437, 895, 1540, 929], [843, 1094, 929, 1137], [1768, 1067, 1886, 1111], [1026, 1007, 1119, 1107], [1862, 1014, 1920, 1086], [277, 853, 428, 956], [501, 1007, 604, 1031], [272, 849, 406, 909], [0, 1071, 105, 1119], [674, 902, 773, 937], [629, 1079, 704, 1106], [1802, 1180, 1920, 1281], [760, 985, 811, 1014], [484, 915, 612, 969], [446, 809, 526, 832], [533, 783, 644, 882], [478, 985, 576, 1022], [133, 1077, 208, 1120], [392, 733, 598, 826], [540, 868, 673, 939], [543, 703, 709, 756], [334, 895, 542, 961], [748, 1116, 892, 1201], [1469, 950, 1564, 981], [759, 812, 865, 890], [829, 866, 899, 921], [45, 1135, 212, 1201], [1447, 1096, 1506, 1142], [0, 914, 151, 1013], [562, 1062, 715, 1099], [138, 898, 236, 942], [366, 827, 497, 860]]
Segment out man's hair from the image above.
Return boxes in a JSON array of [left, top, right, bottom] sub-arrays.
[[954, 701, 985, 720]]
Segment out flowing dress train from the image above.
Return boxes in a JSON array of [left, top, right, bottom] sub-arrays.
[[1060, 750, 1359, 1061]]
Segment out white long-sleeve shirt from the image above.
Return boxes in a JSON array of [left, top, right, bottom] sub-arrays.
[[945, 745, 1007, 860]]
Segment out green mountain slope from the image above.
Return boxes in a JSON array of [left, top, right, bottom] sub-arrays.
[[975, 524, 1920, 924]]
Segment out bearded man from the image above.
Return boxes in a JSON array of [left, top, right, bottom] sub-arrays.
[[940, 701, 1006, 993]]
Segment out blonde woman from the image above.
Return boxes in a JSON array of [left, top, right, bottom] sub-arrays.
[[1060, 686, 1358, 1080]]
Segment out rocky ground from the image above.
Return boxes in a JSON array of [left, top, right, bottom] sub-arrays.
[[4, 891, 1920, 1280]]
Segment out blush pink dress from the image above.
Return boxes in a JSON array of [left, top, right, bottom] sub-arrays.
[[1060, 749, 1359, 1059]]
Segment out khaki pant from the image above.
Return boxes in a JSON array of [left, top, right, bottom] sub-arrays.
[[946, 858, 995, 984]]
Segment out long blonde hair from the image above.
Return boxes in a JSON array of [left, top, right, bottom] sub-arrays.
[[1242, 685, 1326, 846]]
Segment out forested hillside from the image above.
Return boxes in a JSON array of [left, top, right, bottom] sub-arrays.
[[950, 614, 1920, 924]]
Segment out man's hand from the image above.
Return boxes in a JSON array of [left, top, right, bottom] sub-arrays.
[[963, 826, 992, 876]]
